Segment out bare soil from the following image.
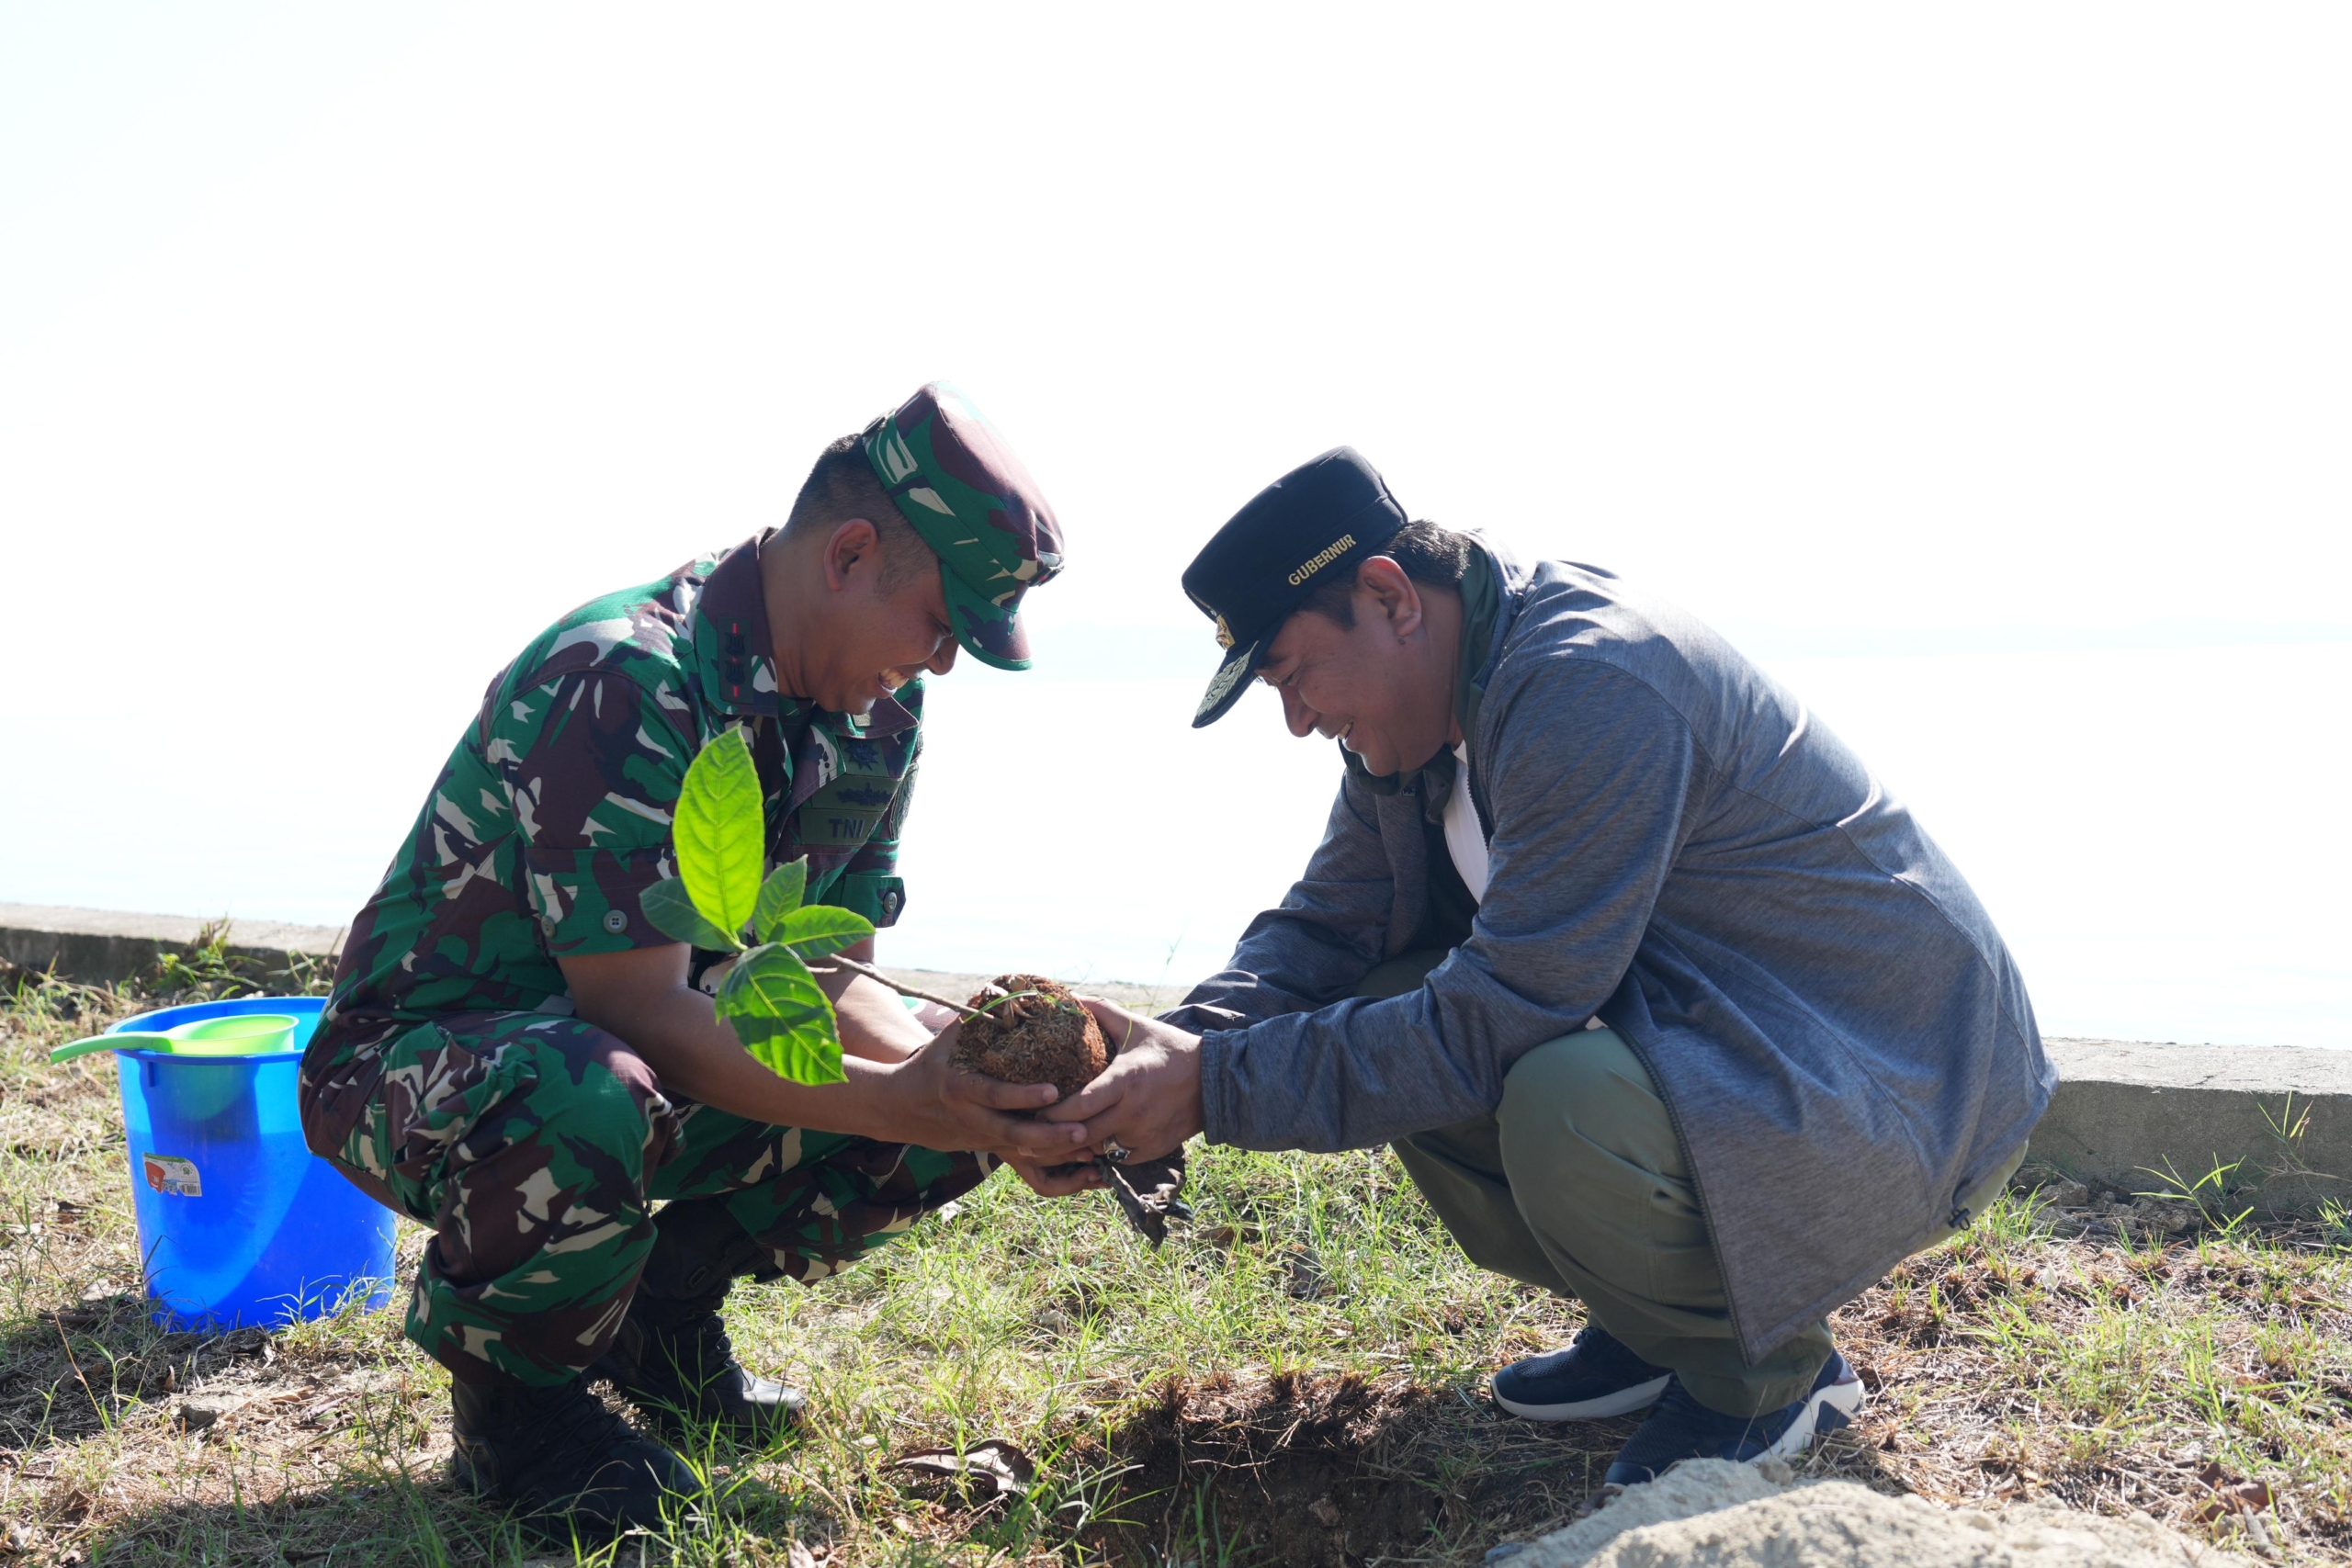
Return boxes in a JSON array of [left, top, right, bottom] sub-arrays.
[[949, 975, 1109, 1102], [1079, 1370, 1620, 1566]]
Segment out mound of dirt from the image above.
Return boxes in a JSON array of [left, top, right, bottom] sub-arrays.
[[948, 974, 1108, 1102], [1521, 1460, 2250, 1568]]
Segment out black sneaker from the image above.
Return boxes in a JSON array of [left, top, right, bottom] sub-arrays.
[[1603, 1349, 1863, 1487], [1491, 1324, 1673, 1421], [449, 1374, 700, 1540], [595, 1298, 805, 1441]]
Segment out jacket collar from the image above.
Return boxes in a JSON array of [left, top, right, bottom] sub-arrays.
[[690, 534, 789, 723], [1454, 531, 1521, 744]]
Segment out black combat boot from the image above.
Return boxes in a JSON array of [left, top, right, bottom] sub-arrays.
[[594, 1197, 806, 1440], [448, 1372, 700, 1539]]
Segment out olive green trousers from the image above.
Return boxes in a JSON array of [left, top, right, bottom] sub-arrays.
[[1364, 953, 2020, 1416]]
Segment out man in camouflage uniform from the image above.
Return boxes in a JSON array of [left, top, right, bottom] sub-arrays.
[[300, 383, 1092, 1537]]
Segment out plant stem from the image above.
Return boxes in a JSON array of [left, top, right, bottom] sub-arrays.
[[808, 955, 983, 1019]]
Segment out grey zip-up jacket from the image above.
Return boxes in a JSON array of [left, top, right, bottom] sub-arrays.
[[1166, 546, 2053, 1360]]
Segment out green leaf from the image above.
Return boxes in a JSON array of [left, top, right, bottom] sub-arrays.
[[640, 877, 740, 951], [716, 944, 844, 1086], [752, 858, 809, 945], [737, 1022, 847, 1086], [716, 943, 830, 1025], [771, 904, 874, 964], [675, 726, 764, 940]]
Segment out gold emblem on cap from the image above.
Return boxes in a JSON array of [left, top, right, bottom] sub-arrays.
[[1214, 614, 1235, 650]]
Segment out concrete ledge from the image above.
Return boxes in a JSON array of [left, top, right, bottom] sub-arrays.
[[0, 902, 345, 988], [2040, 1038, 2352, 1211]]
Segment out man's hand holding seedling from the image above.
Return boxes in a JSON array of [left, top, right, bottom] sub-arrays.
[[1038, 1000, 1207, 1168], [560, 943, 1091, 1166]]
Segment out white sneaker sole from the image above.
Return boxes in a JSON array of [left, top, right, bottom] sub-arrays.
[[1494, 1371, 1673, 1422], [1757, 1369, 1865, 1463]]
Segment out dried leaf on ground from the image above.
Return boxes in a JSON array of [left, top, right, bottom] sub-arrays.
[[888, 1438, 1036, 1499], [2192, 1461, 2278, 1523]]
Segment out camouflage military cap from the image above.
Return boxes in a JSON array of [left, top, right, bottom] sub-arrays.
[[863, 382, 1064, 671]]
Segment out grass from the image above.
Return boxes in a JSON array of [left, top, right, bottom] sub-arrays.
[[5, 960, 2351, 1564]]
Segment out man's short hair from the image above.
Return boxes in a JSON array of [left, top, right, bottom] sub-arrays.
[[1299, 519, 1474, 629], [784, 433, 932, 591]]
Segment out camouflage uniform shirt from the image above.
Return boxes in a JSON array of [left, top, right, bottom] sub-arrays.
[[302, 534, 921, 1149]]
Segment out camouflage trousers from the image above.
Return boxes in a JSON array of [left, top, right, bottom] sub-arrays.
[[316, 1011, 989, 1387]]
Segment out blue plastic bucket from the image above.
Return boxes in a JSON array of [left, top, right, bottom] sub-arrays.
[[107, 996, 395, 1331]]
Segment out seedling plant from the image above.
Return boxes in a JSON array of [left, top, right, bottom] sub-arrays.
[[638, 725, 872, 1086]]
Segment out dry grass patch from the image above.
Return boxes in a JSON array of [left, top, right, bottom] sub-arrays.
[[1812, 1199, 2352, 1562], [5, 963, 2348, 1564]]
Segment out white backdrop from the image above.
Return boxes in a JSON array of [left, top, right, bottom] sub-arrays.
[[3, 5, 2346, 1044]]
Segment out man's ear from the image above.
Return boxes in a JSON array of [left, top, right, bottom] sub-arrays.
[[1357, 556, 1424, 639], [822, 518, 883, 592]]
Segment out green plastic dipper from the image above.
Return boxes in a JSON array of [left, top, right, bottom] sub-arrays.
[[50, 1012, 300, 1065]]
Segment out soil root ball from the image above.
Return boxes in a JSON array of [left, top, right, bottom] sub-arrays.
[[948, 974, 1108, 1103]]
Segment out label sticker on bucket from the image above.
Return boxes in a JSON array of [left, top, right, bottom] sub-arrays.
[[142, 1154, 202, 1197]]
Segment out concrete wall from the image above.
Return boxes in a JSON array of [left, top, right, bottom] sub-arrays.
[[2039, 1038, 2352, 1211], [0, 902, 345, 989], [6, 904, 2344, 1208]]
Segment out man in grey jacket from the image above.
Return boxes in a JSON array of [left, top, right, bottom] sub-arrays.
[[1050, 446, 2053, 1484]]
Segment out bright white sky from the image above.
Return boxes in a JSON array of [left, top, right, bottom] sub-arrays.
[[4, 5, 2347, 1043]]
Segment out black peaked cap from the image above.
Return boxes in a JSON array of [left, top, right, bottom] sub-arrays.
[[1180, 447, 1409, 728]]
